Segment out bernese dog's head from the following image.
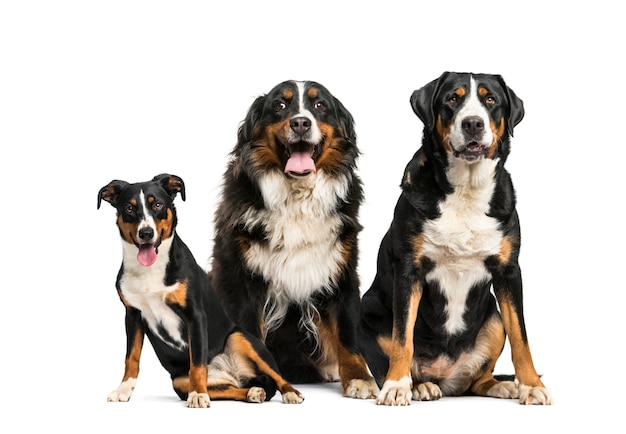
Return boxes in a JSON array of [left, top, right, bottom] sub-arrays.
[[233, 80, 358, 180], [410, 72, 524, 163]]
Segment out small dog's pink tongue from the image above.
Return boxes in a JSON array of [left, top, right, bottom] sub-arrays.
[[285, 151, 316, 175], [137, 244, 157, 266]]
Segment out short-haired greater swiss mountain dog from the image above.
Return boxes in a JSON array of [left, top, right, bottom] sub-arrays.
[[210, 80, 379, 399], [359, 72, 552, 405], [98, 174, 303, 408]]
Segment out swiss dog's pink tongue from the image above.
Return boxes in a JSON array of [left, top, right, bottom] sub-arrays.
[[137, 244, 157, 266], [285, 151, 316, 175]]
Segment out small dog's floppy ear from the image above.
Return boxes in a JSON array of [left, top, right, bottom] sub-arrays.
[[153, 173, 186, 201], [500, 76, 524, 136], [98, 180, 128, 209], [410, 71, 450, 129], [235, 94, 267, 153]]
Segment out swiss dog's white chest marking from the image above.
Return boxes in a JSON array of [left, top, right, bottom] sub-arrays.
[[243, 170, 348, 306], [422, 159, 502, 335], [119, 228, 186, 350]]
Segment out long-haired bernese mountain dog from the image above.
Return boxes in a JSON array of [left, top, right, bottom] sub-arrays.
[[359, 72, 552, 405], [210, 80, 379, 399]]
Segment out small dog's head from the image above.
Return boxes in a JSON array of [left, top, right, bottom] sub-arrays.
[[234, 80, 358, 179], [98, 174, 185, 266], [410, 72, 524, 163]]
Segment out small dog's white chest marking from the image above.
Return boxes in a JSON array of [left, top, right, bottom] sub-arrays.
[[422, 159, 502, 334]]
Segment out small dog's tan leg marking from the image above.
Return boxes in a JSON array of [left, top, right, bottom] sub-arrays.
[[108, 327, 143, 402]]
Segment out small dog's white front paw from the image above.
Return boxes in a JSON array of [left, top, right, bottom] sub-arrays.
[[107, 378, 137, 402], [518, 384, 552, 405], [187, 391, 211, 408]]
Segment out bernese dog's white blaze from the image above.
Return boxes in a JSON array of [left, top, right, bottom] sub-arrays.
[[291, 81, 322, 145], [423, 158, 501, 335]]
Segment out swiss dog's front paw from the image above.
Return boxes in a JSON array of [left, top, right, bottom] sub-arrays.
[[107, 378, 137, 402], [376, 377, 412, 406], [518, 384, 553, 405], [282, 389, 305, 404], [412, 381, 442, 401], [187, 391, 211, 408], [487, 380, 520, 399], [344, 378, 380, 399]]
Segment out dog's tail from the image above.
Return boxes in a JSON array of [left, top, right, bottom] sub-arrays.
[[244, 375, 278, 401]]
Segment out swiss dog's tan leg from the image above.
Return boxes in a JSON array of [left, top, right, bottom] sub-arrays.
[[108, 327, 143, 402], [173, 376, 266, 403], [498, 298, 552, 404], [317, 317, 379, 399], [377, 286, 421, 406]]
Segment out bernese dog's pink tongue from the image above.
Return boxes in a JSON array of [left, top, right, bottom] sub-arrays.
[[285, 151, 316, 175], [137, 244, 157, 266]]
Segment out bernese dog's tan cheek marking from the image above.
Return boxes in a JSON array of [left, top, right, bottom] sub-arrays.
[[165, 281, 187, 308], [315, 123, 345, 171], [487, 117, 506, 158], [436, 115, 452, 153], [251, 122, 288, 170]]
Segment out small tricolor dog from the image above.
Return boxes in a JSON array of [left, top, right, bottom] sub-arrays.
[[210, 80, 379, 399], [359, 72, 552, 405], [98, 174, 303, 407]]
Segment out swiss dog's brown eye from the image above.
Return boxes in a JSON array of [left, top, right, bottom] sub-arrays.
[[153, 202, 163, 211], [485, 96, 496, 105], [275, 101, 287, 112], [448, 95, 458, 104], [124, 204, 135, 214]]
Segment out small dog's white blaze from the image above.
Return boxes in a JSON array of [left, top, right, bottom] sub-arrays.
[[448, 77, 493, 152], [138, 190, 158, 243], [423, 158, 501, 335]]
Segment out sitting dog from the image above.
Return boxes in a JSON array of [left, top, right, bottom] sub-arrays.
[[359, 72, 552, 405], [98, 173, 303, 407], [210, 80, 379, 399]]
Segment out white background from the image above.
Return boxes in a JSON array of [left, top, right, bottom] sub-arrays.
[[1, 1, 623, 432]]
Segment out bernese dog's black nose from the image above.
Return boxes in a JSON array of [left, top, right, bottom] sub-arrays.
[[139, 227, 154, 242], [290, 117, 311, 136]]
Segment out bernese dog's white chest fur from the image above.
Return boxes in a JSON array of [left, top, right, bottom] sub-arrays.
[[119, 238, 186, 350], [422, 159, 503, 335], [243, 170, 349, 308]]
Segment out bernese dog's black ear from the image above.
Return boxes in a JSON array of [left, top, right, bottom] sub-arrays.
[[497, 75, 524, 136], [334, 96, 357, 146], [410, 71, 450, 130], [235, 94, 267, 153], [153, 173, 186, 202], [98, 180, 128, 209]]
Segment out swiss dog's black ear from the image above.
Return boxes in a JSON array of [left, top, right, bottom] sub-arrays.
[[497, 75, 524, 136], [410, 71, 451, 129], [98, 180, 128, 209], [334, 96, 357, 146], [152, 173, 186, 202], [235, 94, 267, 153]]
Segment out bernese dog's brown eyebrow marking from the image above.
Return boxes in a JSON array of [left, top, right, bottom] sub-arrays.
[[307, 87, 318, 99], [282, 89, 294, 99]]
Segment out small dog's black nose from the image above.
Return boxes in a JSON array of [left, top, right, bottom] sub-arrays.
[[290, 117, 311, 136], [462, 116, 485, 137], [138, 227, 154, 242]]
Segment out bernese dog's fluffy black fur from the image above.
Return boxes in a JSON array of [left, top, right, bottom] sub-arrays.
[[358, 72, 552, 405], [210, 80, 379, 399], [98, 174, 304, 407]]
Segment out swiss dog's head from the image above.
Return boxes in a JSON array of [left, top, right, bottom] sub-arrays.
[[234, 80, 358, 179], [98, 174, 186, 267], [410, 72, 524, 163]]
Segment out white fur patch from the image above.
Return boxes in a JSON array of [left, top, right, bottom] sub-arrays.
[[448, 77, 493, 152], [242, 169, 350, 333], [119, 236, 186, 350], [422, 158, 502, 335]]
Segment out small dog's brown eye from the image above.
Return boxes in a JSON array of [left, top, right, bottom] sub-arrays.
[[448, 96, 458, 104], [125, 204, 134, 214]]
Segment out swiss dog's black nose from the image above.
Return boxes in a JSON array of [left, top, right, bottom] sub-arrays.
[[138, 227, 154, 242], [462, 116, 484, 137], [290, 117, 311, 136]]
